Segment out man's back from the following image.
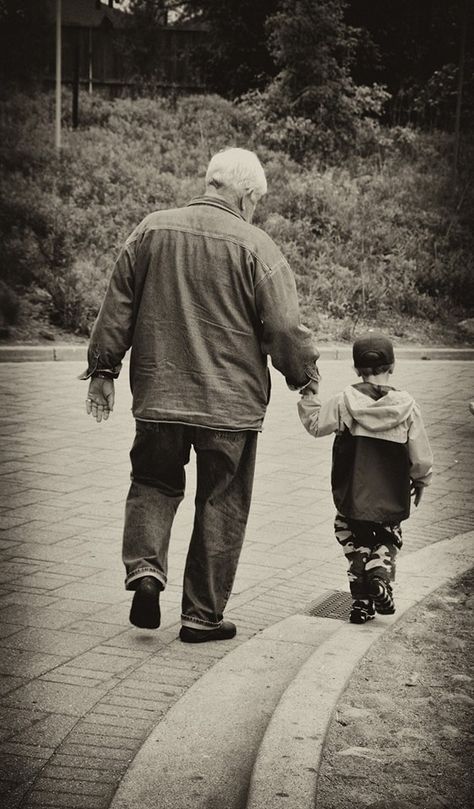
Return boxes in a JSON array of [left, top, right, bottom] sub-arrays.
[[90, 195, 317, 430]]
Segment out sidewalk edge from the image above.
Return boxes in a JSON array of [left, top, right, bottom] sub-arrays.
[[245, 531, 474, 809], [1, 345, 474, 363]]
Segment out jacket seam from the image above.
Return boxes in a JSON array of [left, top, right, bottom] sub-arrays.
[[138, 223, 279, 280]]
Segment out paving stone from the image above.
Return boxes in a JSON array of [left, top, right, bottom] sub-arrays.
[[39, 598, 109, 615], [67, 733, 136, 755], [0, 358, 473, 808], [56, 742, 133, 762], [9, 714, 77, 748], [101, 694, 169, 711], [49, 754, 125, 772], [0, 779, 36, 809], [2, 628, 103, 656], [0, 753, 46, 782], [76, 722, 144, 740], [23, 790, 108, 808], [49, 583, 125, 603], [89, 703, 163, 721], [0, 561, 47, 583], [0, 649, 68, 678], [0, 742, 54, 760], [65, 651, 137, 674], [39, 672, 115, 690], [33, 778, 114, 798], [83, 712, 152, 731], [2, 681, 111, 716], [38, 765, 118, 784], [0, 605, 90, 631], [0, 675, 27, 697]]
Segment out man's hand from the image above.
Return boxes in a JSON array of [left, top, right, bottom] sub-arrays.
[[86, 377, 115, 422], [411, 482, 424, 507]]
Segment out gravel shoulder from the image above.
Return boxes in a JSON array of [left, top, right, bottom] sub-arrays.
[[316, 568, 474, 809]]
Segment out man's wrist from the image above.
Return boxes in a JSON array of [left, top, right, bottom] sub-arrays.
[[91, 369, 119, 380]]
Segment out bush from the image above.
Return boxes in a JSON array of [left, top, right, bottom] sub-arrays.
[[0, 90, 472, 338]]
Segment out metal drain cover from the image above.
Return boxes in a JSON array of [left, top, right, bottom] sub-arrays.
[[302, 590, 352, 620]]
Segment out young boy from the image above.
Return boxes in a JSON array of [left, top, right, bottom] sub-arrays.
[[298, 332, 433, 624]]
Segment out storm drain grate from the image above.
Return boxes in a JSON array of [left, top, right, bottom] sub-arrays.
[[302, 590, 353, 620]]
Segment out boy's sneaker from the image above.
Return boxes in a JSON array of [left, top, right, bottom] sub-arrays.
[[368, 578, 395, 614], [350, 599, 376, 624]]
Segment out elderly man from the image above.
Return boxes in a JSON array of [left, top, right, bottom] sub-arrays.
[[82, 147, 319, 643]]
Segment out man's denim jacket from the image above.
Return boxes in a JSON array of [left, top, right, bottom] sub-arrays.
[[81, 195, 319, 431]]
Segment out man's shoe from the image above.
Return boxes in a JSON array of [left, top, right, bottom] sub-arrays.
[[368, 578, 395, 614], [350, 599, 376, 624], [179, 620, 236, 643], [129, 576, 162, 629]]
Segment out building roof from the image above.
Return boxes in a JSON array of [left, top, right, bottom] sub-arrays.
[[51, 0, 127, 29]]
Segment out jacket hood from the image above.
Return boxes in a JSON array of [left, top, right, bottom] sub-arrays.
[[343, 383, 415, 432]]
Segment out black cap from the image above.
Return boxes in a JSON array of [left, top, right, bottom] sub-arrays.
[[353, 332, 394, 367]]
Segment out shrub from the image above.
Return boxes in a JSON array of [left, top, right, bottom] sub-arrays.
[[0, 90, 472, 338]]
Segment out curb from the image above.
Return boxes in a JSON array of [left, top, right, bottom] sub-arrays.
[[108, 532, 473, 809], [245, 531, 474, 809], [1, 345, 474, 363], [109, 618, 342, 809], [0, 345, 88, 362]]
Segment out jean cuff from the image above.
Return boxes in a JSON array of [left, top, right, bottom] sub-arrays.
[[125, 568, 166, 591], [181, 615, 223, 630]]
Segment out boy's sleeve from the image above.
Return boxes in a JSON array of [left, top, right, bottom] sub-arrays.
[[408, 404, 433, 486], [298, 393, 342, 437]]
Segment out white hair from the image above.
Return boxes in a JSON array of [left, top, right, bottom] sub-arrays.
[[205, 148, 267, 199]]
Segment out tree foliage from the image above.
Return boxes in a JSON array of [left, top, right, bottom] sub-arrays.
[[0, 0, 51, 83], [346, 0, 474, 129], [179, 0, 279, 97]]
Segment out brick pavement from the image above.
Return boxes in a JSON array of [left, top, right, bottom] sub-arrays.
[[0, 358, 473, 809]]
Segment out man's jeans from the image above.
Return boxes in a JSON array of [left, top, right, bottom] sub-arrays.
[[122, 421, 258, 629]]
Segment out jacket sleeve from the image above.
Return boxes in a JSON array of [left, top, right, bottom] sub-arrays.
[[408, 404, 433, 486], [79, 238, 138, 380], [255, 259, 319, 389], [297, 393, 343, 437]]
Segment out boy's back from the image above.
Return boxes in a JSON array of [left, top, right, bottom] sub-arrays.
[[299, 380, 432, 523]]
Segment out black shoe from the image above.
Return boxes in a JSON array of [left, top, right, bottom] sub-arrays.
[[368, 578, 395, 614], [350, 599, 376, 624], [129, 576, 162, 629], [179, 620, 236, 643]]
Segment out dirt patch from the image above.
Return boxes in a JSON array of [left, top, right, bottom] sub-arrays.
[[317, 568, 474, 809]]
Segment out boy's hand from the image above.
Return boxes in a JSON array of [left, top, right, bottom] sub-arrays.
[[411, 483, 424, 507], [86, 377, 115, 422]]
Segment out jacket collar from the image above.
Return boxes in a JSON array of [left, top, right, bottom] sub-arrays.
[[187, 195, 245, 222]]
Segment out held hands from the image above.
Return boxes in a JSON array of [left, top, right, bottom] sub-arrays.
[[300, 378, 320, 396], [86, 377, 115, 422], [300, 365, 321, 396], [411, 482, 424, 507]]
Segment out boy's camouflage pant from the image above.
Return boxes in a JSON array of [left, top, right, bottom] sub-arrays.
[[334, 513, 403, 600]]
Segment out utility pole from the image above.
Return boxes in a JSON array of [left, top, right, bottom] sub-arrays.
[[453, 0, 468, 180], [55, 0, 62, 150], [72, 28, 80, 128]]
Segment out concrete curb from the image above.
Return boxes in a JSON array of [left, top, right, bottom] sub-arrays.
[[0, 344, 88, 362], [1, 344, 473, 363], [245, 531, 474, 809], [108, 533, 473, 809], [109, 618, 341, 809]]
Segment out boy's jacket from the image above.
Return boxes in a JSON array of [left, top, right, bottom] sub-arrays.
[[298, 382, 433, 523]]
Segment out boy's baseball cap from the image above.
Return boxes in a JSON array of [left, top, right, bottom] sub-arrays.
[[353, 332, 394, 367]]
